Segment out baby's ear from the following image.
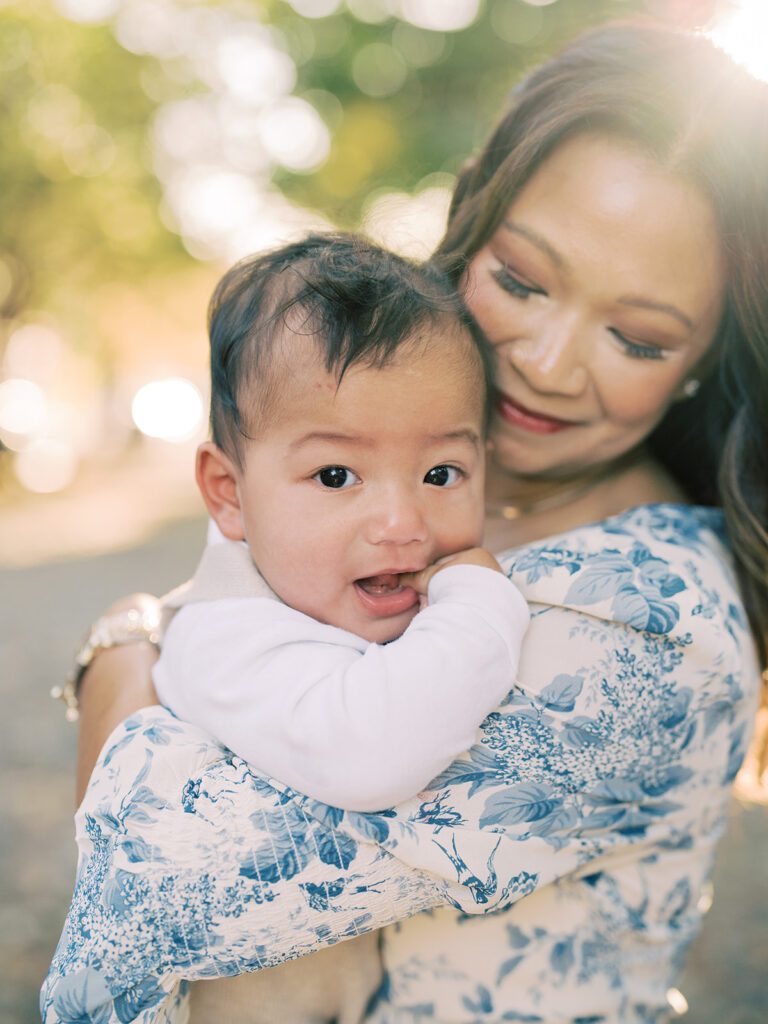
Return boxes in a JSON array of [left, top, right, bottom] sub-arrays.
[[196, 442, 246, 541]]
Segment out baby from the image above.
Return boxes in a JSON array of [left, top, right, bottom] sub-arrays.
[[155, 234, 529, 1022]]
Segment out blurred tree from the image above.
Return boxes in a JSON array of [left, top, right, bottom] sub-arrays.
[[1, 0, 659, 337], [270, 0, 651, 221], [3, 0, 729, 494], [0, 1, 186, 348], [268, 0, 650, 223]]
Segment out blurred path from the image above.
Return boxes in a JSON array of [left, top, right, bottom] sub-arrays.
[[1, 515, 766, 1023], [0, 514, 206, 1024]]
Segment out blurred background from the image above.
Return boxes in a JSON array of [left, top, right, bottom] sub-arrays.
[[1, 0, 767, 1020]]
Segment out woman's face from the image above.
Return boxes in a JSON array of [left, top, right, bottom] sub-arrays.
[[463, 133, 726, 483]]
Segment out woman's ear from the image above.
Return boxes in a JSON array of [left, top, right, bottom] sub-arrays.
[[195, 442, 246, 541]]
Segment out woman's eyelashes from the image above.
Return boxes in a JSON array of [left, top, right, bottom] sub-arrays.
[[608, 328, 665, 361], [492, 262, 667, 362], [313, 466, 360, 489], [492, 265, 545, 300]]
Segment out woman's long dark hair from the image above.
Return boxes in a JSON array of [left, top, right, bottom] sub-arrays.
[[434, 20, 768, 675]]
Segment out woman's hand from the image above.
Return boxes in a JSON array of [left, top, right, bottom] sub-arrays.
[[75, 593, 161, 805]]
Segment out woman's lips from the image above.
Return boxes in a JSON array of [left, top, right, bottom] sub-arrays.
[[354, 573, 419, 618], [494, 390, 577, 435]]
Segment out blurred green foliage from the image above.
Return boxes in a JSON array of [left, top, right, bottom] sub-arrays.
[[270, 0, 647, 222], [0, 1, 184, 336], [0, 0, 650, 338]]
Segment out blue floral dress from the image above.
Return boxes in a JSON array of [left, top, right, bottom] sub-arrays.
[[41, 505, 760, 1024]]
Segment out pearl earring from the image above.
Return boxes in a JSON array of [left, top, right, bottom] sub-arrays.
[[681, 378, 700, 399]]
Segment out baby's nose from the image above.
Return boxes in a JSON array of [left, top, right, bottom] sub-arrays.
[[367, 489, 429, 547]]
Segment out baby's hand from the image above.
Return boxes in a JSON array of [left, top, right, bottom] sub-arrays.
[[401, 547, 503, 596]]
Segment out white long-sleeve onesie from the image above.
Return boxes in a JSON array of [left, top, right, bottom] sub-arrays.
[[154, 538, 529, 812]]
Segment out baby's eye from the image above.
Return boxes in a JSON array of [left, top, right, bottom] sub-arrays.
[[314, 466, 360, 489], [424, 464, 463, 487]]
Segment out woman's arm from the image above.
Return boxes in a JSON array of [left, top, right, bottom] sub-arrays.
[[44, 706, 445, 1024], [74, 595, 161, 804], [47, 510, 758, 1022]]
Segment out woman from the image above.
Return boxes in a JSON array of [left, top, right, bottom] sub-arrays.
[[43, 20, 767, 1024]]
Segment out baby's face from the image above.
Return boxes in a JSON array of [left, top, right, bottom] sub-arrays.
[[235, 328, 487, 643]]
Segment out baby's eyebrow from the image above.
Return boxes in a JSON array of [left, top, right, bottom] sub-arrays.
[[425, 428, 482, 449], [289, 431, 372, 450], [289, 428, 482, 451]]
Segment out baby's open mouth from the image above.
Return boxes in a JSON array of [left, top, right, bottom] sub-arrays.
[[354, 573, 419, 619], [356, 573, 403, 594]]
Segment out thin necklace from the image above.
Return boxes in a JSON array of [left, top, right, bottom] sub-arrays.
[[485, 448, 646, 521]]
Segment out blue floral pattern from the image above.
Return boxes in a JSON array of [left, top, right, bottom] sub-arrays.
[[41, 505, 760, 1024]]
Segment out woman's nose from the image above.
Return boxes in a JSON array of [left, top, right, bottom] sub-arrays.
[[505, 314, 588, 396]]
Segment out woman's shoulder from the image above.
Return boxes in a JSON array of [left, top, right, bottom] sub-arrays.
[[499, 503, 747, 643]]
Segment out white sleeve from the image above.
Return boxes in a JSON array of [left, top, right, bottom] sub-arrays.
[[154, 564, 529, 812]]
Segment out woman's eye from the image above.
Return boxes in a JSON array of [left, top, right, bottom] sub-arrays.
[[610, 329, 665, 361], [492, 266, 545, 300], [424, 465, 463, 487], [314, 466, 360, 489]]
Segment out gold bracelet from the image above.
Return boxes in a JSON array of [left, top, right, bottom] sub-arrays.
[[51, 607, 162, 722]]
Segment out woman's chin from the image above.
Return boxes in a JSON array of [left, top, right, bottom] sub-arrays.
[[487, 443, 568, 482]]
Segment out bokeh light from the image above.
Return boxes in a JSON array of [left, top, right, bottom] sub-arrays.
[[25, 85, 85, 143], [392, 22, 447, 66], [114, 0, 189, 58], [346, 0, 396, 23], [352, 42, 408, 97], [131, 378, 204, 442], [398, 0, 480, 32], [0, 378, 48, 443], [61, 124, 117, 178], [362, 180, 452, 258], [153, 96, 219, 165], [14, 438, 78, 493], [3, 325, 64, 385], [257, 97, 332, 172], [224, 193, 334, 262], [490, 2, 545, 45], [287, 0, 344, 17], [214, 32, 297, 104], [164, 167, 264, 256], [53, 0, 120, 23]]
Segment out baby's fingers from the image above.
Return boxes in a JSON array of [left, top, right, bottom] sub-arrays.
[[400, 566, 435, 596]]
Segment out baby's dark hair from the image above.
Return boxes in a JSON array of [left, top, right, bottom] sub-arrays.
[[208, 232, 495, 465]]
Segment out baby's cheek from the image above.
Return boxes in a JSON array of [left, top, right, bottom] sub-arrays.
[[464, 492, 488, 548], [436, 523, 484, 562]]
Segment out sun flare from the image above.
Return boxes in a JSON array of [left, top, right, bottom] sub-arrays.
[[708, 0, 768, 83]]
